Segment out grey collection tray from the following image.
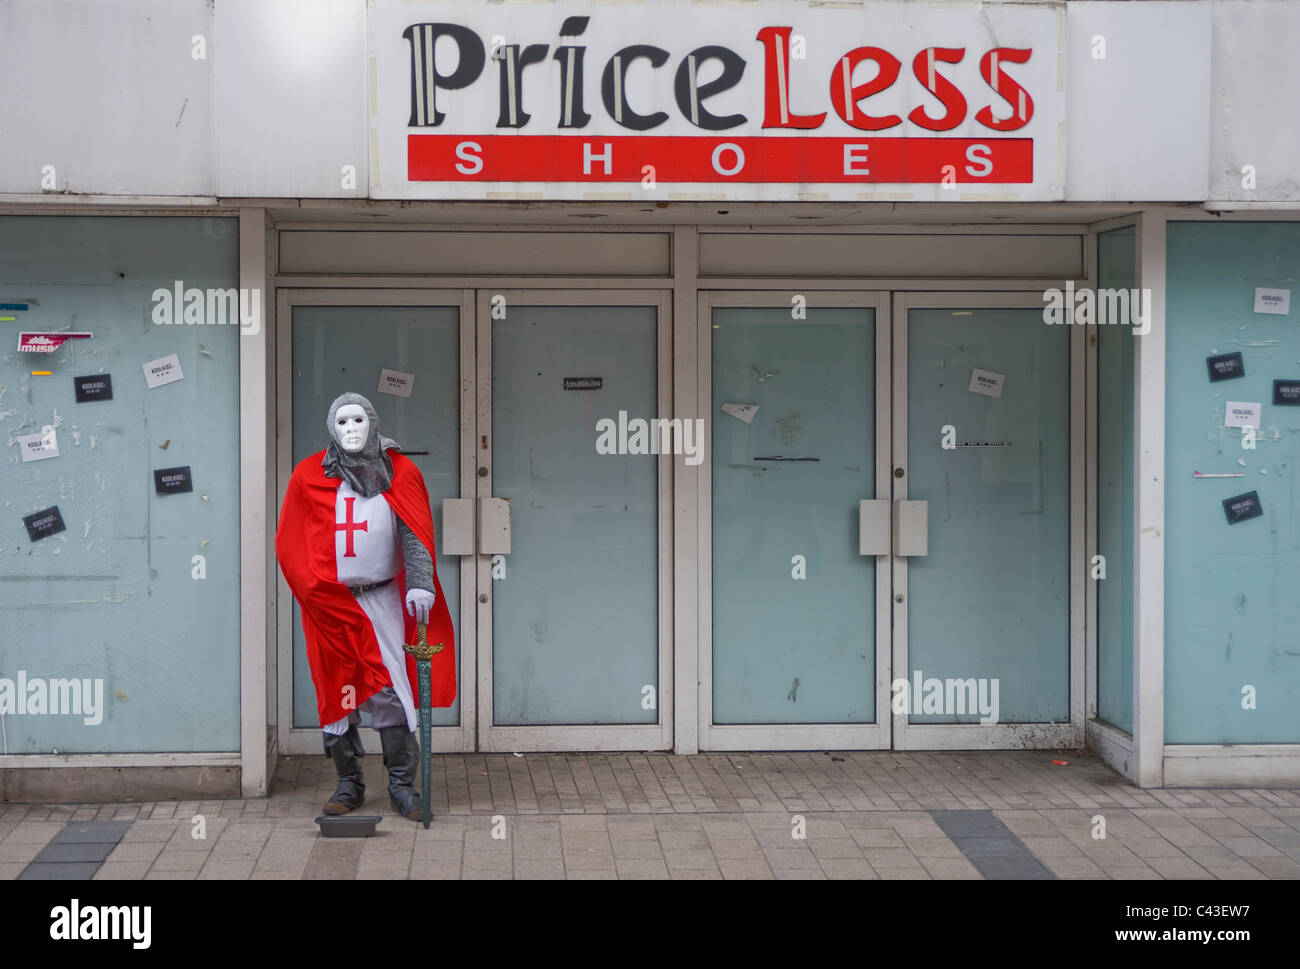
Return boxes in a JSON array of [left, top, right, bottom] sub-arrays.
[[315, 815, 383, 837]]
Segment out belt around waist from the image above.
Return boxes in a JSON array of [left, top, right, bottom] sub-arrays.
[[347, 577, 394, 597]]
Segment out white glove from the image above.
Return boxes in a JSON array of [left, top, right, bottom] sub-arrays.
[[405, 588, 436, 624]]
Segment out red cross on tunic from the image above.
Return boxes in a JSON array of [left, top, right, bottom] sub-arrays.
[[335, 495, 368, 557]]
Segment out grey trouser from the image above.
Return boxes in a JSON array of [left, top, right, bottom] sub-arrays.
[[321, 686, 409, 735]]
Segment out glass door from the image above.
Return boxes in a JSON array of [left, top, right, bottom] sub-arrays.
[[475, 290, 673, 752], [277, 290, 477, 754], [891, 293, 1083, 749], [699, 293, 892, 750]]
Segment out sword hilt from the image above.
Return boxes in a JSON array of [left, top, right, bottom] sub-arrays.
[[404, 621, 444, 661]]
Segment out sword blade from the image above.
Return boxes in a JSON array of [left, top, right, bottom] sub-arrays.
[[418, 657, 432, 829]]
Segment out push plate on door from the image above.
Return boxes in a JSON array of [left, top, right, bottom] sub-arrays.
[[893, 500, 928, 556], [858, 499, 890, 555], [441, 498, 474, 555], [478, 497, 511, 554]]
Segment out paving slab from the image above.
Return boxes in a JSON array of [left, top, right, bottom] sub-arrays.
[[932, 810, 1056, 880], [2, 751, 1298, 880], [18, 862, 101, 880]]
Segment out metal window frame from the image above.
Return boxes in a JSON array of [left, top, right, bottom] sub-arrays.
[[0, 207, 265, 799], [274, 287, 477, 756], [473, 288, 675, 753], [1083, 213, 1140, 783], [890, 290, 1086, 750], [696, 290, 893, 751]]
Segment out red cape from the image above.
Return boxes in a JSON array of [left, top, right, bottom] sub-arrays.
[[275, 449, 456, 728]]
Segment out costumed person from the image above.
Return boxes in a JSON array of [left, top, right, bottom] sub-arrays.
[[275, 392, 456, 821]]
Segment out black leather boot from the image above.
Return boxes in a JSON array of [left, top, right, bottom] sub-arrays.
[[378, 725, 422, 821], [322, 724, 366, 815]]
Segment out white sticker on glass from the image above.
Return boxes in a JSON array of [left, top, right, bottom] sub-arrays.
[[968, 368, 1005, 399], [142, 353, 184, 389], [1225, 401, 1262, 429], [1253, 287, 1291, 316], [378, 368, 415, 398], [721, 402, 759, 424]]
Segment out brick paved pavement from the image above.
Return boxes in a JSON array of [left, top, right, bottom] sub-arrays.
[[3, 749, 1299, 880]]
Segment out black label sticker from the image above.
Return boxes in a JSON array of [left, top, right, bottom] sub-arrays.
[[1207, 352, 1245, 382], [73, 374, 113, 402], [23, 505, 66, 542], [563, 377, 602, 390], [1223, 490, 1263, 525], [154, 465, 194, 495], [1273, 380, 1300, 405]]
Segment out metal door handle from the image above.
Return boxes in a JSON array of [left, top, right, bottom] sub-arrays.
[[858, 499, 890, 555], [441, 498, 474, 555], [478, 497, 511, 554], [894, 500, 928, 556]]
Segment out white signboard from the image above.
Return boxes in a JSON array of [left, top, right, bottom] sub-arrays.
[[370, 0, 1063, 202]]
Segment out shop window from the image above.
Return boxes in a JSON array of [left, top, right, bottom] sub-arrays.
[[1096, 226, 1136, 735], [1164, 221, 1300, 744], [0, 216, 241, 753]]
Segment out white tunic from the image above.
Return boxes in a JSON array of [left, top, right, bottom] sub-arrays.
[[334, 480, 400, 586], [322, 480, 417, 734]]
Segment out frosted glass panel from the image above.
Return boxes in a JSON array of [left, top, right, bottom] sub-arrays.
[[0, 215, 240, 753], [1165, 221, 1300, 744], [291, 305, 461, 728], [491, 306, 658, 725], [1097, 227, 1136, 734], [712, 307, 876, 724], [906, 308, 1069, 723]]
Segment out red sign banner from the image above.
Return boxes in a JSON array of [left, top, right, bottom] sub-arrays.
[[409, 134, 1031, 184]]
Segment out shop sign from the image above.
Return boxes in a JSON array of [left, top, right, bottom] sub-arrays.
[[372, 0, 1062, 201]]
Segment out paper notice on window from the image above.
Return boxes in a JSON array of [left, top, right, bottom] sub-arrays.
[[968, 369, 1005, 399], [1225, 401, 1262, 429], [18, 428, 58, 462], [721, 402, 759, 424], [1253, 287, 1291, 316], [378, 368, 414, 398], [142, 353, 184, 389]]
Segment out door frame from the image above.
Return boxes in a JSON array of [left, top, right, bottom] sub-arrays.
[[891, 291, 1086, 749], [473, 288, 675, 752], [696, 290, 894, 751], [275, 287, 478, 755]]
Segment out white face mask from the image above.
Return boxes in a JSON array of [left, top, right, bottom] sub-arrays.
[[333, 404, 370, 454]]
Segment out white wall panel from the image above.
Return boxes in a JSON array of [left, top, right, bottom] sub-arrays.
[[0, 0, 214, 196], [214, 0, 367, 198], [1208, 1, 1300, 202], [1065, 2, 1211, 201]]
